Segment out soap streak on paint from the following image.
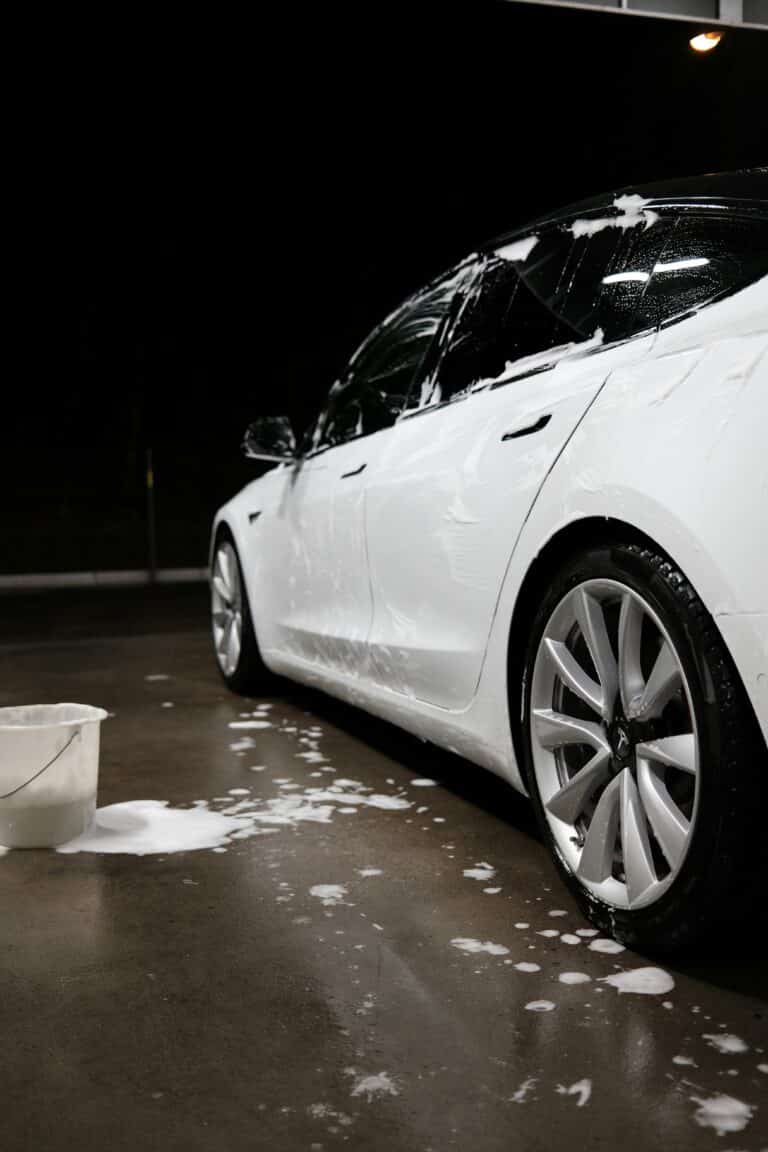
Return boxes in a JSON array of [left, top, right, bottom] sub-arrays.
[[525, 1000, 556, 1012]]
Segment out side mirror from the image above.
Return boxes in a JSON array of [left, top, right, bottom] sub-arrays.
[[242, 416, 297, 463]]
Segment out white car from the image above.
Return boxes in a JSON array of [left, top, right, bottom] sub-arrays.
[[211, 170, 768, 952]]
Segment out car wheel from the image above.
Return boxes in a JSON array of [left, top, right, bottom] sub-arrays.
[[520, 540, 765, 955], [211, 532, 275, 694]]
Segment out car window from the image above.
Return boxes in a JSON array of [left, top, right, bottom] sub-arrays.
[[432, 233, 580, 402], [628, 212, 768, 332], [554, 216, 674, 343], [319, 265, 472, 447]]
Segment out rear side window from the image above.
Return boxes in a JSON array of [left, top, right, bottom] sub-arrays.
[[433, 235, 576, 402], [628, 212, 768, 332]]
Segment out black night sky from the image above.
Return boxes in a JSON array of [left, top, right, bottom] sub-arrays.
[[13, 2, 767, 574]]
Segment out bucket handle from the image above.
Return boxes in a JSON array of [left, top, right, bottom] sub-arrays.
[[0, 727, 81, 801]]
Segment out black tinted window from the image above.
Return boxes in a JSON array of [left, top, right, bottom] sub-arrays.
[[321, 268, 468, 446], [630, 213, 768, 332], [434, 236, 575, 401], [555, 218, 673, 343]]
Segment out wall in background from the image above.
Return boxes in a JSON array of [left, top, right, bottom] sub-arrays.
[[6, 1, 765, 573]]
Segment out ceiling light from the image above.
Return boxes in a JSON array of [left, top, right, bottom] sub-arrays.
[[689, 31, 723, 52]]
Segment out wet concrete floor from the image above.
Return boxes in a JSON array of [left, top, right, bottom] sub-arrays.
[[1, 587, 766, 1151]]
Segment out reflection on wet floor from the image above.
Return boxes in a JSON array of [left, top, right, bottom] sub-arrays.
[[0, 600, 766, 1152]]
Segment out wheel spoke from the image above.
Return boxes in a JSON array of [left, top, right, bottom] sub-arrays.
[[635, 733, 696, 775], [533, 709, 611, 754], [631, 640, 682, 720], [574, 589, 618, 723], [618, 593, 645, 716], [577, 772, 622, 884], [543, 639, 604, 718], [212, 575, 230, 605], [227, 614, 241, 670], [219, 616, 232, 659], [620, 769, 657, 906], [636, 758, 689, 869], [218, 548, 232, 596], [545, 748, 612, 823]]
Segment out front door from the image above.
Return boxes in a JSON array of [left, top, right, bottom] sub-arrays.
[[364, 217, 672, 708]]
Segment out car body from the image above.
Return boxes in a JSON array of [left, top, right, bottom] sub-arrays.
[[211, 169, 767, 947]]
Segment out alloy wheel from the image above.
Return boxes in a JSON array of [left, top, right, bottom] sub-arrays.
[[530, 579, 700, 910], [211, 541, 243, 678]]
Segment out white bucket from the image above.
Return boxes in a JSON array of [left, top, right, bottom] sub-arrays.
[[0, 704, 108, 848]]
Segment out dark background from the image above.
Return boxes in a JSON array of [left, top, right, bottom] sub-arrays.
[[9, 1, 766, 574]]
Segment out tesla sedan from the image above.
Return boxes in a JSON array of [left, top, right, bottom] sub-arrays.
[[211, 169, 767, 952]]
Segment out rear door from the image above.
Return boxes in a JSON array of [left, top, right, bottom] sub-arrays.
[[364, 218, 671, 708]]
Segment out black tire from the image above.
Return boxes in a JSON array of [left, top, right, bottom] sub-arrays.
[[211, 528, 277, 696], [518, 540, 766, 956]]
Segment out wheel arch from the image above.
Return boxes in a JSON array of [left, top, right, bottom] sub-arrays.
[[505, 515, 767, 779]]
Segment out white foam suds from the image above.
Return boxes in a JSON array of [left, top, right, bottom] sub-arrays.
[[575, 929, 598, 937], [229, 737, 255, 752], [410, 778, 437, 787], [309, 884, 347, 906], [496, 235, 539, 264], [145, 673, 170, 681], [514, 962, 541, 973], [483, 887, 501, 895], [557, 1079, 592, 1107], [249, 765, 265, 772], [600, 967, 675, 995], [515, 922, 530, 930], [548, 910, 568, 917], [561, 934, 581, 945], [525, 1000, 555, 1012], [228, 720, 271, 730], [703, 1033, 748, 1054], [511, 1077, 537, 1103], [537, 929, 559, 938], [672, 1055, 697, 1066], [416, 806, 428, 814], [365, 794, 411, 810], [757, 1063, 768, 1073], [56, 800, 255, 855], [349, 1072, 399, 1101], [228, 788, 250, 796], [588, 938, 625, 954], [451, 938, 510, 956], [463, 863, 495, 881], [559, 972, 591, 985], [357, 868, 382, 877], [161, 702, 174, 708], [689, 1093, 754, 1136]]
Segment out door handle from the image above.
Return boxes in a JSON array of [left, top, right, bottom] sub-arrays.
[[341, 463, 367, 478], [501, 414, 552, 442]]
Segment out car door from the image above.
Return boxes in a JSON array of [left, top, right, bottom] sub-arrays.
[[265, 264, 471, 674], [364, 218, 671, 708]]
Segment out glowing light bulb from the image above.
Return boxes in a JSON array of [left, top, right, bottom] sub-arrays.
[[689, 32, 723, 53]]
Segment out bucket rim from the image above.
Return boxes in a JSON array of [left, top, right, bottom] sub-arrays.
[[0, 703, 109, 731]]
